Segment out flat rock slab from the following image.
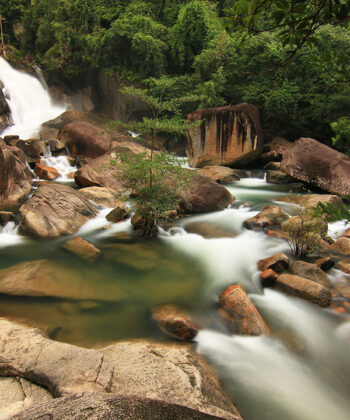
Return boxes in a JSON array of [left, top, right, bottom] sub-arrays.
[[0, 318, 240, 420], [19, 183, 98, 238]]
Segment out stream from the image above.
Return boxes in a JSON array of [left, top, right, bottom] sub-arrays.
[[1, 57, 350, 420]]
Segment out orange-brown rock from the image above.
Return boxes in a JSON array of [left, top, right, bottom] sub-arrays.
[[314, 257, 335, 271], [34, 162, 60, 180], [266, 229, 289, 240], [152, 305, 199, 341], [219, 285, 270, 335], [340, 228, 350, 238], [257, 254, 289, 273], [330, 237, 350, 255], [275, 274, 331, 307], [260, 269, 279, 288], [61, 236, 102, 262], [243, 205, 288, 231], [290, 261, 331, 288], [336, 260, 350, 274], [187, 103, 263, 168]]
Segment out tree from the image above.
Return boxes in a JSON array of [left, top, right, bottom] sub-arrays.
[[110, 76, 200, 237]]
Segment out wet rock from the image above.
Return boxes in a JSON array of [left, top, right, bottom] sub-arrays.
[[48, 138, 66, 154], [0, 376, 53, 418], [0, 211, 15, 226], [187, 104, 263, 168], [275, 194, 343, 209], [264, 161, 281, 170], [243, 205, 289, 231], [0, 139, 32, 211], [19, 183, 98, 238], [219, 285, 270, 335], [266, 170, 295, 184], [330, 237, 350, 255], [179, 173, 234, 213], [61, 237, 102, 262], [152, 305, 199, 341], [275, 274, 332, 307], [185, 221, 237, 238], [336, 260, 350, 274], [290, 261, 331, 288], [280, 137, 350, 195], [78, 186, 123, 207], [34, 161, 60, 180], [260, 269, 279, 288], [314, 257, 335, 271], [0, 319, 240, 420], [106, 201, 130, 223], [196, 166, 240, 183], [15, 139, 41, 163], [58, 120, 112, 158], [257, 253, 289, 273], [265, 229, 289, 240]]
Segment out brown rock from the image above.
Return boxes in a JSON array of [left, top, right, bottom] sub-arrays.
[[58, 120, 112, 158], [15, 139, 41, 163], [19, 184, 98, 238], [264, 161, 281, 170], [266, 170, 295, 184], [196, 166, 240, 183], [334, 283, 350, 299], [0, 139, 32, 211], [290, 261, 331, 288], [187, 104, 263, 168], [106, 201, 130, 223], [61, 237, 102, 262], [112, 140, 152, 155], [314, 257, 335, 271], [257, 253, 289, 273], [262, 137, 292, 156], [219, 285, 270, 335], [78, 186, 123, 207], [185, 221, 237, 238], [336, 260, 350, 274], [280, 138, 350, 195], [152, 305, 199, 341], [275, 274, 331, 307], [330, 237, 350, 255], [275, 194, 343, 209], [340, 228, 350, 238], [38, 126, 60, 142], [0, 211, 15, 226], [243, 205, 289, 231], [260, 269, 279, 288], [34, 161, 60, 180], [265, 229, 289, 240], [0, 319, 240, 420]]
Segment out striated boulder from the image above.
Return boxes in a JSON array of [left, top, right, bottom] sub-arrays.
[[219, 285, 270, 335], [290, 261, 331, 288], [243, 205, 289, 231], [275, 274, 331, 307], [152, 305, 199, 341], [19, 183, 98, 238], [280, 138, 350, 195], [61, 237, 102, 262], [34, 161, 60, 180], [0, 318, 241, 420], [58, 120, 112, 158], [187, 104, 263, 168], [0, 139, 32, 211]]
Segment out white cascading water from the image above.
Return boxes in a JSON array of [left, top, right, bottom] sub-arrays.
[[0, 57, 65, 139]]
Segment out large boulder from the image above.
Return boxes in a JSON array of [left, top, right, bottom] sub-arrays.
[[0, 139, 32, 211], [58, 120, 112, 158], [19, 183, 98, 238], [280, 138, 350, 195], [187, 104, 263, 168], [78, 186, 124, 207], [290, 260, 331, 288], [0, 318, 241, 420]]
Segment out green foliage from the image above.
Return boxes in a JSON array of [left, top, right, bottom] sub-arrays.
[[331, 116, 350, 155]]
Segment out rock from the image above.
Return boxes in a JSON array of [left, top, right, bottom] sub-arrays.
[[49, 138, 66, 154], [0, 376, 53, 418], [340, 228, 350, 238], [61, 237, 102, 262], [185, 221, 237, 238], [19, 183, 98, 238], [112, 140, 152, 155], [281, 215, 328, 238], [334, 283, 350, 299], [265, 229, 289, 240], [74, 154, 127, 194], [0, 139, 32, 211], [290, 261, 331, 287], [34, 161, 60, 180], [0, 211, 15, 226], [219, 285, 270, 335], [280, 137, 350, 195], [330, 237, 350, 255], [0, 90, 10, 132], [152, 305, 199, 341], [243, 205, 289, 231], [262, 137, 292, 157], [179, 173, 234, 213], [196, 166, 240, 183], [257, 253, 289, 273], [260, 269, 279, 288], [38, 126, 60, 142], [78, 186, 123, 207], [264, 161, 281, 170], [260, 151, 282, 165], [0, 319, 240, 420], [314, 257, 335, 271], [336, 260, 350, 274], [58, 120, 112, 158], [105, 201, 130, 223], [275, 274, 331, 307], [14, 139, 41, 163], [266, 170, 295, 184], [275, 194, 343, 209], [187, 104, 263, 168]]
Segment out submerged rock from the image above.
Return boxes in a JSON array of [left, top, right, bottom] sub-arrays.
[[187, 103, 263, 168], [61, 236, 102, 262], [152, 305, 199, 341], [19, 183, 98, 238], [219, 285, 270, 336]]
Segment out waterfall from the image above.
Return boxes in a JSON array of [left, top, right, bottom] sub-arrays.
[[0, 57, 65, 139]]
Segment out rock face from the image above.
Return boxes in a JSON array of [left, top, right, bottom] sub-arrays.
[[280, 138, 350, 195], [0, 318, 240, 420], [19, 183, 98, 238], [187, 104, 263, 168], [58, 120, 112, 158], [0, 139, 32, 211], [219, 285, 270, 335]]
